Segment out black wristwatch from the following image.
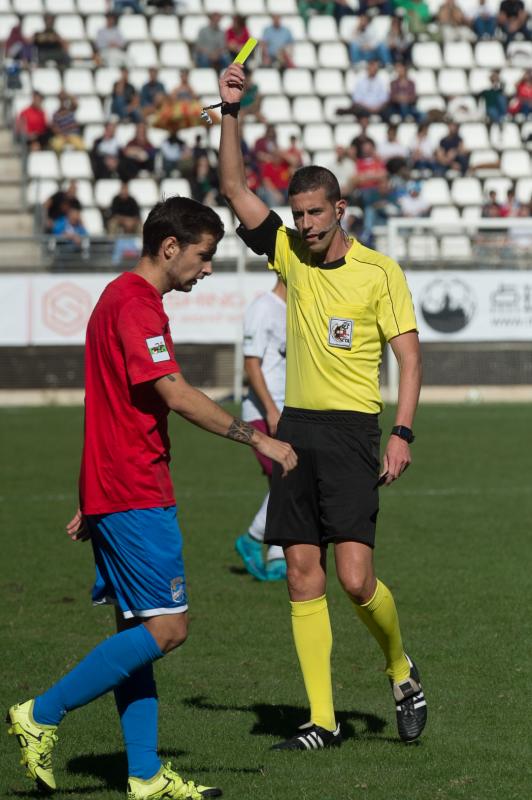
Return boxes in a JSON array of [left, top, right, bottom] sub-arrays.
[[391, 425, 415, 444]]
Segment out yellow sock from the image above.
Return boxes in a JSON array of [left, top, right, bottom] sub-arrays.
[[290, 595, 336, 732], [353, 579, 410, 683]]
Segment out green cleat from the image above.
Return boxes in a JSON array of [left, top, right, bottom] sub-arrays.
[[6, 699, 58, 793], [127, 762, 222, 800]]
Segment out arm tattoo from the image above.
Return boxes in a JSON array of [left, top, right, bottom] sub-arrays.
[[165, 374, 177, 382], [226, 418, 255, 444]]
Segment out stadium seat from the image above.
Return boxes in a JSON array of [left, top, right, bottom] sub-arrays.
[[440, 235, 473, 259], [188, 68, 219, 97], [119, 15, 149, 43], [77, 0, 106, 14], [317, 42, 350, 70], [451, 177, 483, 206], [461, 205, 482, 220], [367, 122, 387, 144], [149, 14, 181, 43], [427, 122, 449, 149], [475, 41, 505, 69], [308, 15, 338, 42], [282, 15, 306, 41], [160, 178, 192, 199], [275, 122, 302, 148], [314, 69, 346, 98], [236, 0, 266, 13], [13, 0, 43, 12], [411, 69, 437, 96], [32, 67, 62, 96], [500, 150, 531, 179], [459, 123, 490, 151], [507, 41, 532, 68], [129, 68, 149, 91], [500, 67, 522, 95], [266, 0, 298, 12], [60, 151, 92, 180], [28, 151, 60, 180], [338, 15, 357, 42], [438, 68, 469, 97], [421, 178, 451, 206], [94, 179, 121, 208], [408, 235, 439, 260], [369, 14, 391, 40], [63, 68, 95, 96], [254, 68, 283, 95], [55, 14, 85, 40], [484, 177, 513, 201], [443, 41, 474, 69], [303, 123, 334, 152], [245, 14, 270, 40], [95, 67, 121, 97], [469, 149, 500, 175], [292, 42, 318, 70], [448, 95, 481, 123], [28, 178, 58, 206], [260, 96, 292, 123], [490, 122, 521, 151], [334, 122, 361, 147], [283, 68, 314, 96], [75, 179, 95, 208], [204, 0, 234, 12], [114, 124, 136, 147], [412, 42, 443, 70], [292, 97, 323, 124], [396, 122, 417, 148], [417, 96, 446, 115], [45, 0, 75, 11], [159, 42, 191, 69], [82, 123, 104, 149], [76, 97, 104, 125], [181, 15, 208, 43], [430, 206, 460, 221], [515, 177, 532, 204], [21, 13, 43, 38], [128, 178, 159, 208], [127, 42, 159, 69], [312, 149, 336, 166], [0, 14, 17, 40], [323, 96, 351, 123], [81, 208, 104, 236], [42, 95, 59, 118], [468, 68, 490, 94], [69, 41, 94, 62]]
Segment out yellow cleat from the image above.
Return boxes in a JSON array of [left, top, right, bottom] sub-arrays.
[[127, 762, 222, 800], [6, 699, 58, 793]]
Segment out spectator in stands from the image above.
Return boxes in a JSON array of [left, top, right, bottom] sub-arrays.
[[497, 0, 530, 45], [321, 146, 357, 197], [297, 1, 335, 25], [261, 15, 295, 69], [95, 14, 127, 68], [359, 0, 393, 15], [240, 69, 265, 122], [349, 115, 375, 158], [159, 133, 189, 177], [479, 71, 508, 124], [389, 62, 421, 121], [410, 121, 436, 172], [360, 176, 398, 246], [171, 69, 198, 101], [194, 13, 231, 71], [348, 15, 392, 66], [434, 121, 470, 175], [500, 188, 521, 216], [33, 14, 70, 68], [52, 203, 88, 251], [111, 68, 141, 122], [91, 121, 121, 179], [5, 21, 33, 66], [332, 0, 358, 22], [378, 124, 409, 165], [482, 189, 503, 216], [112, 0, 144, 13], [398, 180, 430, 216], [190, 155, 222, 206], [394, 0, 432, 36], [44, 181, 81, 232], [437, 0, 470, 38], [225, 15, 250, 60], [16, 92, 50, 151], [387, 15, 414, 64], [338, 60, 390, 121], [471, 0, 498, 39], [283, 135, 305, 173], [253, 124, 279, 164], [510, 69, 532, 116], [140, 68, 166, 117], [257, 150, 292, 205], [121, 122, 156, 179], [108, 182, 142, 235], [50, 91, 85, 154], [353, 139, 388, 203]]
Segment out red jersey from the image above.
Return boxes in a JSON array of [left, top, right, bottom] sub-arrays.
[[19, 105, 48, 136], [79, 272, 180, 515]]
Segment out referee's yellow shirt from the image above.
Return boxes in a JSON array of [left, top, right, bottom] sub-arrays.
[[269, 227, 418, 414]]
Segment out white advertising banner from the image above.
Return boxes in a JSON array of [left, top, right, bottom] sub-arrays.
[[0, 271, 531, 345]]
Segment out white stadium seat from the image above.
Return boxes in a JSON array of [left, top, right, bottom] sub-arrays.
[[85, 14, 106, 41], [438, 68, 468, 96], [60, 151, 92, 180], [128, 178, 159, 207], [500, 150, 531, 180], [75, 179, 94, 207], [421, 178, 451, 206], [515, 178, 532, 204], [408, 235, 439, 260], [338, 15, 358, 41], [500, 67, 522, 95], [292, 97, 323, 124], [0, 13, 17, 39], [323, 96, 351, 123], [462, 206, 482, 220], [94, 179, 121, 208], [267, 0, 298, 11], [95, 67, 121, 97], [308, 15, 338, 42], [254, 69, 283, 95], [411, 69, 437, 96], [54, 13, 84, 40], [28, 151, 60, 180], [69, 41, 94, 61], [150, 14, 181, 43], [303, 123, 334, 152], [507, 41, 532, 68], [181, 15, 208, 43], [260, 96, 292, 123], [28, 178, 58, 206], [204, 0, 234, 12], [317, 42, 350, 70], [468, 68, 490, 94], [427, 122, 449, 149], [430, 206, 460, 221], [334, 122, 362, 147], [292, 42, 318, 70], [282, 15, 306, 40], [469, 149, 500, 174], [484, 177, 513, 201], [188, 68, 219, 96], [160, 178, 192, 199], [63, 68, 95, 96], [275, 123, 302, 148], [81, 208, 104, 236], [127, 42, 158, 68], [118, 14, 149, 42], [412, 42, 443, 70], [31, 67, 62, 95], [417, 96, 446, 115], [443, 41, 474, 69], [475, 41, 506, 69], [115, 124, 136, 147], [459, 123, 491, 151], [75, 96, 104, 125], [283, 68, 314, 96], [236, 0, 266, 13], [159, 42, 191, 69], [129, 68, 149, 91], [77, 0, 106, 13], [451, 177, 483, 206], [490, 123, 521, 151], [13, 0, 43, 12], [440, 236, 472, 259], [45, 0, 75, 11], [314, 69, 346, 98]]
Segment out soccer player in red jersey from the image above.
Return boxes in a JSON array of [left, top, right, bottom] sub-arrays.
[[7, 196, 297, 800]]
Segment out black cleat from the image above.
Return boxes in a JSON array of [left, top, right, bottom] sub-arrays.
[[271, 722, 342, 751], [391, 654, 427, 742]]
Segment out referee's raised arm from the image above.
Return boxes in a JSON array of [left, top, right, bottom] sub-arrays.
[[218, 63, 271, 230]]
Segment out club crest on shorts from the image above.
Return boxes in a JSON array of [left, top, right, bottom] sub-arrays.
[[170, 576, 185, 603], [146, 335, 170, 362], [328, 317, 354, 349]]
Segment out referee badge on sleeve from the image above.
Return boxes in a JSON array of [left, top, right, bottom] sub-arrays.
[[146, 335, 170, 362], [328, 317, 354, 349]]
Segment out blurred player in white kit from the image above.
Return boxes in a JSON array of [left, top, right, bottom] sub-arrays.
[[235, 277, 287, 581]]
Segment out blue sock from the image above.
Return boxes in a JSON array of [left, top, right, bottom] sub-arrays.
[[33, 624, 163, 726], [114, 664, 161, 780]]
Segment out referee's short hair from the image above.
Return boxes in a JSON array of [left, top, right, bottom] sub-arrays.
[[142, 195, 224, 257], [288, 166, 341, 204]]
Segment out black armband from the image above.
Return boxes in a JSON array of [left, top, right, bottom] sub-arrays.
[[236, 210, 284, 261], [221, 102, 240, 117]]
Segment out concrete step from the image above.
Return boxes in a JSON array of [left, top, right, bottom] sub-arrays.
[[0, 212, 34, 235], [0, 183, 23, 209], [0, 240, 43, 269], [0, 129, 16, 151], [0, 157, 22, 181]]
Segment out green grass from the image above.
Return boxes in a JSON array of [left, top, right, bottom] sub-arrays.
[[1, 403, 531, 800]]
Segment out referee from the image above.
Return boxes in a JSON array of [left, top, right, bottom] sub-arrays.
[[218, 64, 427, 749]]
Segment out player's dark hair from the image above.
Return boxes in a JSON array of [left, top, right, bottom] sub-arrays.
[[288, 166, 341, 203], [142, 196, 224, 257]]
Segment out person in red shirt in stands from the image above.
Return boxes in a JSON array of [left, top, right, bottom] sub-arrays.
[[16, 91, 50, 150], [224, 14, 250, 60], [6, 196, 297, 800]]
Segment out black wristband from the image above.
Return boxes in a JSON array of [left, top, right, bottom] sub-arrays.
[[221, 101, 240, 117], [391, 425, 415, 444]]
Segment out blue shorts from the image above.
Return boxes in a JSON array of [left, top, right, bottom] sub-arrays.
[[87, 506, 188, 619]]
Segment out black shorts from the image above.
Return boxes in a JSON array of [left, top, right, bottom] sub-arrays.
[[265, 407, 381, 548]]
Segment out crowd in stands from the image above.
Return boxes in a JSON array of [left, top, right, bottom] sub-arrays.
[[3, 0, 531, 251]]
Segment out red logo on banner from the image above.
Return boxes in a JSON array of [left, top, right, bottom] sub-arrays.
[[43, 282, 92, 336]]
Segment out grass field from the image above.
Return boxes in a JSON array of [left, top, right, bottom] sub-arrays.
[[1, 403, 531, 800]]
